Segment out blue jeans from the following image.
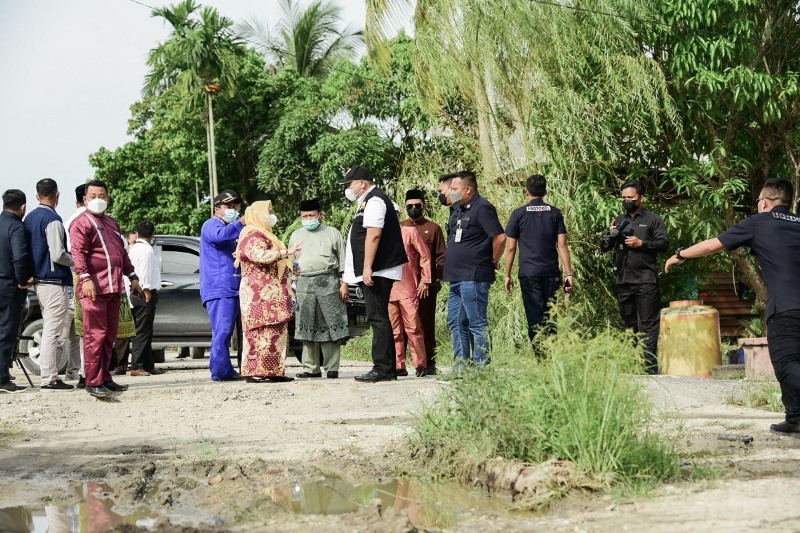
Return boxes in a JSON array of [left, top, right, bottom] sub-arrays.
[[447, 281, 491, 370], [519, 276, 561, 342]]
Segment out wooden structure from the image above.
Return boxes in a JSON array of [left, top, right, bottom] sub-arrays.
[[699, 272, 758, 337]]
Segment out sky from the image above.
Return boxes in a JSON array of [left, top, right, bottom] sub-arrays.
[[0, 0, 379, 220]]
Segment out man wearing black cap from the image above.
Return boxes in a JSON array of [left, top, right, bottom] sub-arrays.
[[289, 198, 349, 379], [402, 189, 445, 373], [200, 190, 244, 381], [340, 166, 408, 382]]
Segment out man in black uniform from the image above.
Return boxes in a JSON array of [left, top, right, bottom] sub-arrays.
[[504, 175, 574, 347], [666, 178, 800, 434], [0, 190, 33, 393], [601, 179, 669, 373], [340, 166, 408, 382]]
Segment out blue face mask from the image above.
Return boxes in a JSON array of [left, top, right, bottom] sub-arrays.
[[302, 218, 321, 231], [223, 208, 239, 223]]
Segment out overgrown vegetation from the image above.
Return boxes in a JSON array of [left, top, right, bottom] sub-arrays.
[[726, 380, 783, 412], [410, 309, 680, 502]]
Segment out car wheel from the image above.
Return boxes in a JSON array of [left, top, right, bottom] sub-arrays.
[[18, 319, 70, 375], [190, 347, 205, 359]]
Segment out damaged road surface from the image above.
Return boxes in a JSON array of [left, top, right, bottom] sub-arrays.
[[1, 361, 799, 531]]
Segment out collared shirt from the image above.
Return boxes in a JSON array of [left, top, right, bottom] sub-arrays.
[[344, 185, 403, 283], [390, 225, 432, 302], [443, 194, 505, 283], [289, 225, 346, 275], [199, 216, 244, 304], [69, 211, 135, 297], [602, 208, 669, 285], [505, 198, 566, 277], [718, 206, 800, 319], [401, 217, 445, 282], [128, 238, 161, 291]]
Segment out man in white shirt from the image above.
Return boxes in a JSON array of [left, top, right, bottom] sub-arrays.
[[127, 220, 165, 376], [340, 166, 408, 382]]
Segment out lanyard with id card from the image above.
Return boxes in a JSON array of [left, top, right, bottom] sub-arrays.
[[455, 218, 463, 242]]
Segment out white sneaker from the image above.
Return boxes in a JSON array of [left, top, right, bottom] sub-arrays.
[[64, 371, 80, 381]]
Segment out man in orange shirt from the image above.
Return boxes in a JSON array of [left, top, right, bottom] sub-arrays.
[[389, 203, 433, 377]]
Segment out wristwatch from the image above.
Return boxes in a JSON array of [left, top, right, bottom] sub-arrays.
[[674, 248, 685, 260]]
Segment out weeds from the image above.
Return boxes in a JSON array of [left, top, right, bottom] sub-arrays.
[[726, 381, 783, 412], [409, 307, 680, 505]]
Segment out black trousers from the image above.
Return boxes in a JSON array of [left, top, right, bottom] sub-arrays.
[[418, 286, 439, 369], [0, 288, 26, 384], [361, 277, 395, 375], [616, 282, 660, 373], [131, 291, 159, 371], [767, 310, 800, 424]]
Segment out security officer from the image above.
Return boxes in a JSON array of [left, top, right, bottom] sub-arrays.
[[444, 170, 506, 371], [504, 174, 574, 346], [601, 179, 669, 373], [666, 178, 800, 435]]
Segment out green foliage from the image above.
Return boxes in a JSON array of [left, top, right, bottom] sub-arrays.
[[726, 380, 783, 412], [411, 309, 680, 490]]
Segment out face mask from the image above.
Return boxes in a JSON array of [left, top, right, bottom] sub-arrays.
[[623, 200, 639, 213], [437, 193, 449, 206], [302, 218, 321, 231], [87, 198, 107, 215], [450, 191, 463, 204], [266, 214, 278, 227], [223, 208, 239, 223], [407, 205, 423, 218], [345, 187, 359, 202]]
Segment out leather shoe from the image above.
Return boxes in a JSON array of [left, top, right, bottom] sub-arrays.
[[396, 368, 409, 377], [217, 372, 242, 381], [148, 368, 167, 375], [104, 381, 128, 392], [77, 377, 86, 389], [770, 420, 800, 434], [327, 371, 338, 379], [130, 369, 151, 377], [266, 375, 294, 382], [86, 385, 111, 398], [354, 370, 396, 383], [415, 367, 428, 377], [296, 372, 322, 379]]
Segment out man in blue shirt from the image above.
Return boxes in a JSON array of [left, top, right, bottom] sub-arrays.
[[200, 190, 244, 381], [504, 175, 574, 349], [666, 178, 800, 435], [443, 170, 506, 371]]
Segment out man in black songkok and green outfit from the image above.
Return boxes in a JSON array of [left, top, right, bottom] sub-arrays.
[[289, 199, 349, 378]]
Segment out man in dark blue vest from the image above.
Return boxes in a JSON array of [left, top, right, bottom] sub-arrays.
[[340, 166, 408, 382]]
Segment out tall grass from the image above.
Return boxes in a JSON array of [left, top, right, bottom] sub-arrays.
[[410, 308, 679, 491]]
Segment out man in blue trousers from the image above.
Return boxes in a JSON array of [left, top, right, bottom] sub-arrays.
[[200, 190, 245, 381]]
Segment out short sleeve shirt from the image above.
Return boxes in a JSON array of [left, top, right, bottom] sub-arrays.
[[443, 194, 505, 282], [505, 198, 566, 277], [717, 206, 800, 319]]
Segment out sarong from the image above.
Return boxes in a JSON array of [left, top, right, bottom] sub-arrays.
[[294, 270, 348, 342], [242, 322, 288, 377]]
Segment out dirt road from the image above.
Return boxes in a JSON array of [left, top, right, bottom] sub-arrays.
[[1, 357, 799, 532]]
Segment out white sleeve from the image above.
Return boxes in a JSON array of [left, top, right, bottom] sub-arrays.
[[362, 197, 387, 228]]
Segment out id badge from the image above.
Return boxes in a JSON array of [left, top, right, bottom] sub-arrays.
[[455, 228, 463, 243]]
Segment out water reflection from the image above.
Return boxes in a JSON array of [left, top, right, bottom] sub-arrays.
[[0, 481, 156, 533], [267, 475, 508, 528]]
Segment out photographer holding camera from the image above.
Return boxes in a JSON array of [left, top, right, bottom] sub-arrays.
[[601, 179, 669, 374]]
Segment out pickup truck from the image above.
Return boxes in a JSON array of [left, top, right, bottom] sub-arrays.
[[18, 235, 368, 374]]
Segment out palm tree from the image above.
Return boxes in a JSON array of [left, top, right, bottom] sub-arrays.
[[238, 0, 363, 78], [144, 0, 243, 210]]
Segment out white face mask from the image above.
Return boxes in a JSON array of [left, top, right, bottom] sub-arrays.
[[87, 198, 108, 214], [266, 213, 278, 227], [345, 187, 359, 202]]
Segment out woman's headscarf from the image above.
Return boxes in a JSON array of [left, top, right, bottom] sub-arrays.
[[233, 200, 291, 279]]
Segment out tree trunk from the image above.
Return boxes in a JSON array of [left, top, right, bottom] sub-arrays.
[[206, 92, 219, 215], [470, 60, 498, 180]]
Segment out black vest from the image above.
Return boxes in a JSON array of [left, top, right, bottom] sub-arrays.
[[350, 187, 408, 276]]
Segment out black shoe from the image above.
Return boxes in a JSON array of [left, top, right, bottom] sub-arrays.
[[396, 368, 409, 377], [103, 381, 128, 392], [40, 379, 75, 392], [0, 381, 26, 394], [217, 372, 242, 382], [354, 370, 396, 383], [327, 371, 339, 379], [770, 420, 800, 434], [266, 375, 294, 382], [415, 367, 428, 377], [426, 366, 438, 376], [112, 367, 127, 376], [77, 376, 86, 389], [86, 386, 112, 398], [296, 372, 322, 379]]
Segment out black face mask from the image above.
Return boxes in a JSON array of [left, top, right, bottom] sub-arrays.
[[437, 193, 449, 206], [407, 205, 423, 218], [623, 200, 639, 213]]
